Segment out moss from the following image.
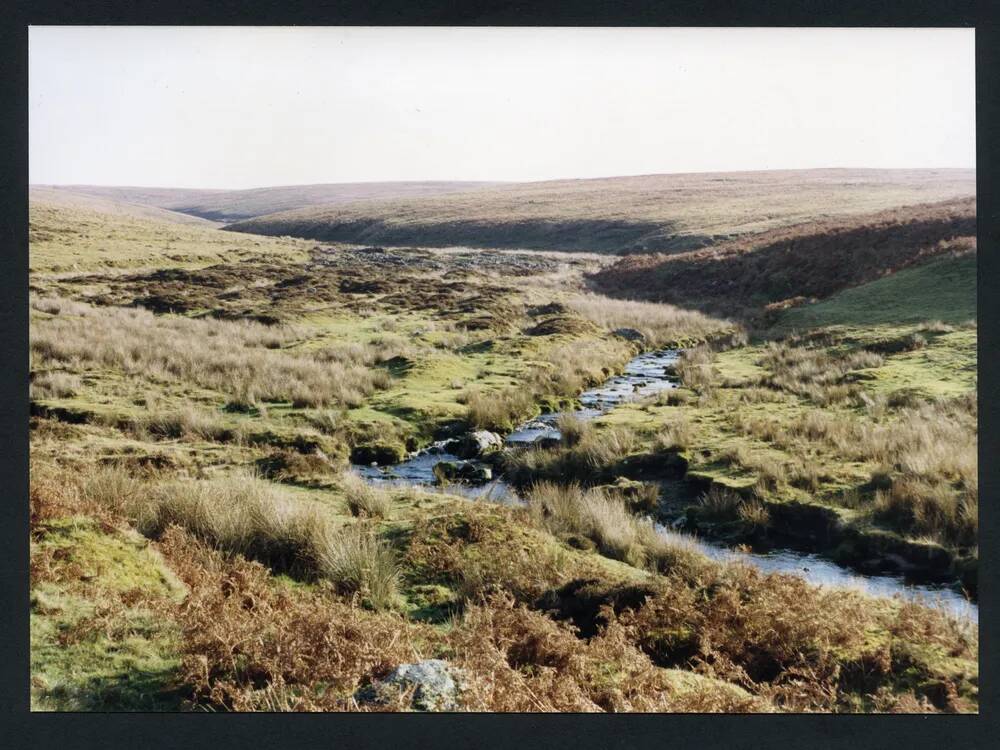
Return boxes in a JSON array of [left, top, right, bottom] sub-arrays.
[[30, 518, 186, 711], [350, 441, 408, 466]]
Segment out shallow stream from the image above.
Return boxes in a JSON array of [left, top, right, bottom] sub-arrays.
[[356, 348, 977, 622]]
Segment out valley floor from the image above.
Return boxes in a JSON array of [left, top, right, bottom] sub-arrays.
[[28, 198, 978, 713]]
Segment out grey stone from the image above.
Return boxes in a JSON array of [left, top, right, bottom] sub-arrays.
[[449, 430, 504, 459], [358, 659, 462, 711], [433, 460, 492, 484]]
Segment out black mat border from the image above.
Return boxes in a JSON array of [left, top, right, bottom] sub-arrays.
[[1, 2, 995, 749]]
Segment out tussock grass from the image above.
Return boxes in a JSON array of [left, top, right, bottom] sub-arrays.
[[80, 465, 400, 607], [697, 486, 743, 521], [758, 341, 883, 404], [128, 406, 233, 442], [504, 424, 639, 485], [30, 296, 389, 408], [566, 295, 731, 346], [340, 472, 393, 519], [313, 524, 400, 610], [653, 417, 694, 452], [30, 371, 82, 399], [784, 396, 977, 546], [465, 388, 536, 432], [526, 482, 703, 575], [555, 413, 587, 447], [676, 345, 717, 393]]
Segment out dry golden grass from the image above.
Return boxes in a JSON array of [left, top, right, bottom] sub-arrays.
[[780, 395, 977, 547], [758, 341, 884, 404], [340, 471, 393, 519], [79, 466, 401, 608], [464, 388, 536, 432], [566, 294, 732, 346], [504, 424, 640, 485], [526, 482, 703, 575], [31, 296, 389, 408], [313, 524, 401, 610], [30, 371, 82, 399]]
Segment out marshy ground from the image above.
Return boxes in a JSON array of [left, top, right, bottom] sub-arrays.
[[28, 183, 978, 713]]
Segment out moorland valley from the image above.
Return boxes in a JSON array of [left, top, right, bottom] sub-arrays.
[[29, 168, 978, 712]]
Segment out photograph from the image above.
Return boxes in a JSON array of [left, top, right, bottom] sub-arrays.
[[27, 25, 978, 713]]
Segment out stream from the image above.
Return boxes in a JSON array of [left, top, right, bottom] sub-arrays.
[[356, 348, 977, 622]]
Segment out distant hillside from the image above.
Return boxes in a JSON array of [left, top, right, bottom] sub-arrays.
[[224, 168, 975, 254], [34, 181, 504, 224], [587, 197, 976, 320], [29, 186, 221, 227], [29, 196, 310, 272]]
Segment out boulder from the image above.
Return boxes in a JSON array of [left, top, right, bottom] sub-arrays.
[[350, 442, 406, 466], [357, 659, 463, 711], [447, 430, 504, 460], [433, 461, 493, 484]]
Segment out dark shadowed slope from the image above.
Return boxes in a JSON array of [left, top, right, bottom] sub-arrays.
[[587, 197, 976, 320], [224, 168, 975, 254], [35, 181, 505, 223]]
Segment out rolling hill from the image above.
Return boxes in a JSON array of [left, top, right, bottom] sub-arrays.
[[29, 186, 222, 227], [34, 181, 504, 224], [224, 168, 975, 254], [586, 197, 976, 320], [28, 194, 311, 272]]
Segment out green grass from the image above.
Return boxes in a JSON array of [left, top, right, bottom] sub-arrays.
[[777, 253, 976, 330], [30, 517, 186, 711], [29, 198, 310, 272]]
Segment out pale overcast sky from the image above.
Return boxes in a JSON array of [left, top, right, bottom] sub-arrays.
[[29, 26, 975, 189]]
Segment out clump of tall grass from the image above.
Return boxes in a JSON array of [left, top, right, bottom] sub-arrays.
[[79, 465, 400, 607], [653, 417, 694, 452], [675, 345, 717, 392], [526, 481, 703, 574], [757, 341, 883, 404], [313, 524, 400, 610], [129, 405, 233, 442], [340, 471, 392, 519], [504, 425, 639, 485], [306, 409, 343, 435], [781, 394, 977, 547], [738, 499, 771, 529], [697, 485, 743, 521], [874, 479, 977, 549], [464, 388, 536, 432], [30, 371, 81, 399], [554, 413, 587, 447], [566, 295, 731, 347]]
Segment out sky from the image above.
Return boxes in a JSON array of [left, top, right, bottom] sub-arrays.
[[29, 26, 976, 189]]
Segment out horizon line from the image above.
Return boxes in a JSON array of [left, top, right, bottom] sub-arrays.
[[30, 165, 977, 193]]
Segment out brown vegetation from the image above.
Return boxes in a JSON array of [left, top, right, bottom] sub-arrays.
[[227, 169, 974, 254], [589, 197, 976, 319]]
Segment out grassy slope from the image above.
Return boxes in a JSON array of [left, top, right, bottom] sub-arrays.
[[776, 252, 976, 330], [226, 168, 975, 254], [39, 181, 505, 223], [29, 198, 311, 272], [30, 186, 222, 228]]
